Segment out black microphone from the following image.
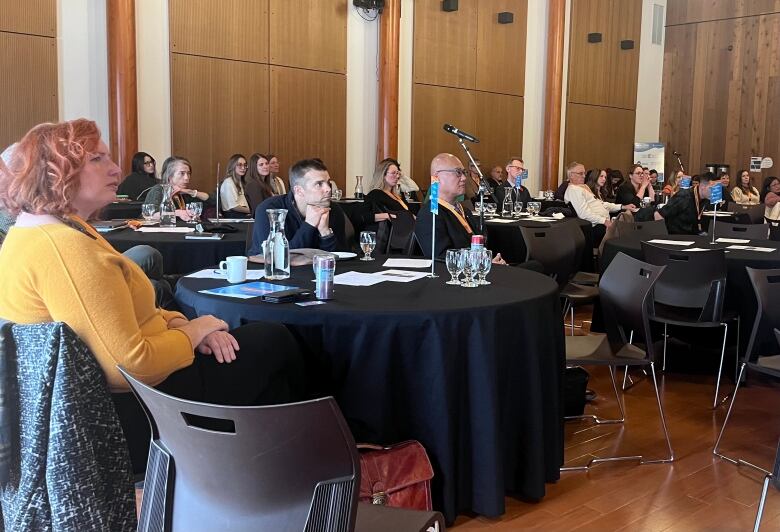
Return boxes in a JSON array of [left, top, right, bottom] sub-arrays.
[[443, 123, 480, 143]]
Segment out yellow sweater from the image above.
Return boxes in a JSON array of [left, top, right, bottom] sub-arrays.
[[0, 216, 194, 391]]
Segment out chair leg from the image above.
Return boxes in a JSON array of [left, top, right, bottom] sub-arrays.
[[570, 306, 575, 337], [712, 322, 729, 409], [622, 366, 633, 390], [754, 473, 772, 532], [561, 362, 673, 472], [662, 323, 668, 372]]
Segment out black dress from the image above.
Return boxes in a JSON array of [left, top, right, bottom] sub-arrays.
[[366, 189, 410, 214], [117, 172, 157, 200]]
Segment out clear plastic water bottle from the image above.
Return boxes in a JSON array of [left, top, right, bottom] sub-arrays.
[[501, 189, 513, 218], [264, 209, 290, 279], [159, 184, 176, 228]]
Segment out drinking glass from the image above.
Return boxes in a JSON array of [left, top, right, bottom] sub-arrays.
[[185, 203, 198, 223], [445, 249, 462, 285], [403, 191, 413, 202], [332, 189, 343, 201], [528, 201, 541, 216], [513, 201, 524, 218], [460, 249, 480, 288], [360, 231, 376, 261], [485, 203, 497, 217], [141, 203, 157, 222], [477, 249, 493, 285]]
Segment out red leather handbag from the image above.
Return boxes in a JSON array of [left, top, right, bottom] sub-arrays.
[[357, 440, 434, 511]]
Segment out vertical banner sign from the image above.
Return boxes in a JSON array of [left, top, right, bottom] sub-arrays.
[[634, 142, 666, 183], [710, 183, 723, 203], [428, 182, 439, 278]]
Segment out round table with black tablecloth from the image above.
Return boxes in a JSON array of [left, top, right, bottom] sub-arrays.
[[601, 234, 780, 354], [174, 260, 565, 524], [484, 216, 594, 271], [105, 223, 251, 275], [101, 201, 143, 220]]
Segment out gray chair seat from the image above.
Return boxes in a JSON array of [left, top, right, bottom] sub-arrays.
[[566, 334, 649, 365]]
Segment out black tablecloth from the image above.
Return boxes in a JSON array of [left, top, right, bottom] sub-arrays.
[[601, 234, 780, 353], [105, 224, 250, 275], [101, 201, 143, 220], [174, 260, 565, 523], [484, 217, 594, 271]]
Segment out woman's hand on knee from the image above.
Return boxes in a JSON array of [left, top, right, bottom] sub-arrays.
[[175, 315, 229, 348], [197, 331, 239, 363]]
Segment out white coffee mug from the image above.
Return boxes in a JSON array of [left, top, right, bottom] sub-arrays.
[[219, 255, 248, 283]]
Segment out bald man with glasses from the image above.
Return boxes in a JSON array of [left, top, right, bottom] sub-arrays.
[[415, 153, 505, 263]]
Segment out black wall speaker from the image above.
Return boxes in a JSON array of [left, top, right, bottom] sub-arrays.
[[620, 39, 635, 50], [442, 0, 458, 12], [498, 12, 514, 24], [587, 32, 602, 43]]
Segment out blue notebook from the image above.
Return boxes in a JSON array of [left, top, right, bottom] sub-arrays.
[[199, 282, 298, 299]]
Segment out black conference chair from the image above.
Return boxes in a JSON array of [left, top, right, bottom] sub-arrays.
[[641, 244, 738, 408], [562, 253, 674, 470], [728, 202, 766, 224], [557, 221, 601, 333], [753, 435, 780, 532], [710, 221, 769, 241], [120, 368, 444, 532], [615, 219, 669, 238], [766, 218, 780, 242], [383, 211, 416, 255], [713, 268, 780, 479]]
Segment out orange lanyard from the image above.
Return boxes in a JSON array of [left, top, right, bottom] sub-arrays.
[[382, 189, 409, 211], [438, 199, 473, 234]]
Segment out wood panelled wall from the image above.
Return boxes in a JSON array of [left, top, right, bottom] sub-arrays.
[[411, 0, 527, 188], [661, 1, 780, 183], [0, 0, 58, 150], [169, 0, 347, 192], [563, 0, 642, 175]]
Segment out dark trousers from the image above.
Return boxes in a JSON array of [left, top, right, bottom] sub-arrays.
[[114, 321, 305, 474], [592, 223, 607, 248]]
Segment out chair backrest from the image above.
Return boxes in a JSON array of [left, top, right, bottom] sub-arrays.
[[641, 243, 727, 321], [728, 202, 765, 224], [711, 221, 769, 241], [766, 218, 780, 242], [406, 232, 424, 257], [599, 253, 666, 359], [386, 211, 416, 254], [119, 368, 359, 532], [556, 220, 586, 268], [616, 219, 669, 238], [519, 223, 578, 289], [744, 268, 780, 362], [244, 221, 255, 254]]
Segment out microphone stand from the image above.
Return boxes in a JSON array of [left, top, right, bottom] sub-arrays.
[[456, 137, 490, 234], [675, 153, 686, 174]]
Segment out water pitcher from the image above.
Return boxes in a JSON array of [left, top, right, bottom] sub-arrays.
[[264, 209, 290, 279], [354, 175, 364, 199], [159, 184, 176, 228]]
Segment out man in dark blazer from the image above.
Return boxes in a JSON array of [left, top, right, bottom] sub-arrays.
[[416, 153, 504, 263], [493, 157, 533, 209]]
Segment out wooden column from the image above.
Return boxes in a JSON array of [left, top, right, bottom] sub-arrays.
[[377, 0, 401, 161], [542, 0, 566, 190], [107, 0, 138, 174]]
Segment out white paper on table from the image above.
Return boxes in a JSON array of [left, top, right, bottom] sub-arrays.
[[726, 245, 750, 250], [333, 271, 385, 286], [552, 212, 565, 219], [372, 269, 429, 282], [681, 248, 710, 251], [529, 216, 558, 222], [485, 218, 517, 224], [716, 238, 751, 244], [185, 269, 264, 280], [382, 258, 432, 268], [137, 227, 194, 233], [647, 239, 695, 246], [206, 218, 253, 223], [745, 246, 776, 252]]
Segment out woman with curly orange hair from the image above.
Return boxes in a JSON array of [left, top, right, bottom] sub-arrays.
[[0, 119, 303, 405]]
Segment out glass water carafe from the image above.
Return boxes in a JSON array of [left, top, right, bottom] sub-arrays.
[[501, 190, 513, 218], [354, 175, 364, 199], [264, 209, 290, 280], [160, 184, 176, 228]]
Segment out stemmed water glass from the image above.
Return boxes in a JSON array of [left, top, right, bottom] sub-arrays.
[[460, 249, 481, 288], [445, 249, 464, 285], [360, 231, 376, 261], [476, 249, 493, 285], [528, 201, 541, 216], [513, 201, 524, 218], [141, 203, 157, 222]]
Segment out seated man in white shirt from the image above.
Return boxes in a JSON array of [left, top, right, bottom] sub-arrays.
[[564, 161, 637, 245]]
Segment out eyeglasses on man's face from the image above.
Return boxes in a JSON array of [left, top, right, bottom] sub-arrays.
[[435, 168, 467, 177]]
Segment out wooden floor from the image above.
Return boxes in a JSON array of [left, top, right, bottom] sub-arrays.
[[452, 310, 780, 531]]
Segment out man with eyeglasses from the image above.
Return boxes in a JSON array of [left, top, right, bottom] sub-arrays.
[[493, 157, 532, 210], [564, 161, 637, 245], [415, 153, 505, 263]]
